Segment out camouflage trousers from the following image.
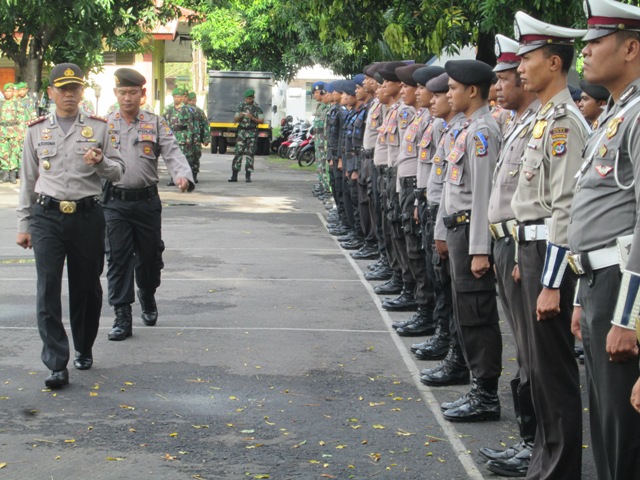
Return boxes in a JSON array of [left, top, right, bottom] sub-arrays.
[[190, 147, 201, 174], [315, 146, 330, 191], [232, 129, 257, 172], [0, 134, 22, 171]]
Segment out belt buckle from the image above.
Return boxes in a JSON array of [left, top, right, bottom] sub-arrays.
[[59, 201, 77, 214], [511, 225, 519, 242], [489, 223, 499, 240], [567, 254, 584, 275]]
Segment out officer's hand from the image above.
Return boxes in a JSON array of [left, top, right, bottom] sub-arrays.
[[571, 306, 582, 341], [536, 287, 561, 321], [471, 255, 490, 278], [351, 171, 358, 181], [337, 158, 343, 171], [435, 240, 448, 260], [175, 177, 190, 192], [16, 233, 32, 249], [511, 264, 521, 284], [413, 206, 419, 224], [83, 146, 103, 165], [606, 325, 639, 363], [631, 377, 640, 413]]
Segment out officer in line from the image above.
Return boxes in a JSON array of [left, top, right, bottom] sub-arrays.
[[326, 81, 350, 236], [568, 0, 640, 477], [16, 63, 125, 388], [434, 60, 503, 422], [0, 82, 21, 183], [311, 81, 331, 198], [103, 68, 195, 342], [187, 91, 209, 183], [480, 34, 540, 478], [412, 73, 467, 384], [510, 12, 589, 478], [578, 79, 609, 129], [229, 89, 264, 183]]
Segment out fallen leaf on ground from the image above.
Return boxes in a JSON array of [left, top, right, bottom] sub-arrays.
[[106, 457, 125, 461]]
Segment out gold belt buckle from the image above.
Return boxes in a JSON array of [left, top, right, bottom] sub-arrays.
[[59, 201, 77, 214], [567, 254, 583, 275], [489, 223, 499, 240], [511, 224, 519, 242]]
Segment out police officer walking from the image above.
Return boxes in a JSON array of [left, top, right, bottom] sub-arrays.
[[16, 63, 125, 388], [103, 68, 195, 342]]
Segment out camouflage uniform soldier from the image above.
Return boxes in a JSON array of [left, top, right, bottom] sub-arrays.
[[0, 83, 21, 183], [163, 87, 197, 185], [229, 88, 264, 183], [187, 91, 209, 183], [312, 82, 330, 194]]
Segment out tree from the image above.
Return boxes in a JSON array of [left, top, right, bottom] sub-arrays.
[[0, 0, 179, 92]]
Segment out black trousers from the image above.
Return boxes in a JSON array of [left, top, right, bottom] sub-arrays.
[[446, 225, 501, 379], [358, 157, 375, 244], [518, 240, 581, 480], [386, 172, 413, 285], [331, 160, 346, 227], [578, 266, 640, 480], [371, 165, 386, 256], [104, 195, 165, 307], [30, 203, 105, 371], [379, 169, 401, 275]]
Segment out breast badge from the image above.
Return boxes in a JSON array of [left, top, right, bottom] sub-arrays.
[[81, 126, 93, 138], [595, 164, 613, 177], [532, 120, 547, 139], [42, 160, 51, 170], [606, 117, 623, 139]]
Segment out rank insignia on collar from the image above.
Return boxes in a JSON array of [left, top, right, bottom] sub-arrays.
[[81, 126, 93, 138], [42, 128, 51, 134], [540, 102, 554, 117], [595, 164, 613, 177], [620, 85, 637, 105], [599, 144, 608, 157], [532, 120, 547, 139], [606, 117, 623, 139], [41, 133, 50, 140]]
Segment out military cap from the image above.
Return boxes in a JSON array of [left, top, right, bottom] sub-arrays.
[[373, 72, 384, 85], [364, 62, 383, 77], [494, 34, 521, 72], [325, 82, 335, 93], [15, 82, 26, 89], [172, 87, 184, 96], [114, 68, 146, 87], [244, 88, 255, 97], [579, 80, 609, 101], [332, 80, 346, 94], [413, 66, 445, 86], [514, 11, 587, 55], [312, 81, 326, 92], [353, 74, 366, 87], [583, 0, 640, 40], [445, 60, 494, 86], [378, 61, 410, 82], [569, 84, 583, 102], [426, 73, 450, 93], [342, 80, 357, 96], [3, 82, 14, 91], [396, 63, 426, 87], [50, 63, 84, 88], [187, 91, 197, 100]]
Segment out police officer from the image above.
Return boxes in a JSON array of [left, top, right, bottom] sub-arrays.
[[229, 89, 264, 183], [0, 82, 20, 183], [511, 12, 589, 478], [578, 79, 609, 129], [481, 34, 540, 477], [568, 0, 640, 478], [104, 68, 195, 342], [326, 81, 350, 235], [16, 63, 125, 388]]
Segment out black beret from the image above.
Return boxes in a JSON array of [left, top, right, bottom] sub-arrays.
[[50, 63, 84, 88], [396, 64, 426, 87], [114, 68, 146, 87], [332, 80, 345, 94], [579, 80, 609, 101], [413, 66, 445, 86], [342, 80, 357, 96], [378, 61, 409, 82], [444, 60, 494, 86], [426, 73, 450, 93], [568, 84, 582, 102], [373, 72, 384, 85]]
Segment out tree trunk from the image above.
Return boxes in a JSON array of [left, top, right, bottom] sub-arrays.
[[24, 57, 43, 93], [476, 31, 497, 67]]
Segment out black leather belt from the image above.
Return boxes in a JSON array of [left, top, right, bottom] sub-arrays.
[[400, 176, 417, 189], [364, 148, 374, 159], [37, 194, 99, 214], [111, 184, 158, 201], [377, 165, 388, 175], [443, 210, 471, 229]]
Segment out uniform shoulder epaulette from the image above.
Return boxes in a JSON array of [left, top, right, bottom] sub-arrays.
[[89, 114, 107, 123], [28, 116, 47, 127], [553, 104, 568, 119]]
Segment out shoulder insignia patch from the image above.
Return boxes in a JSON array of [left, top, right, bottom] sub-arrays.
[[28, 116, 47, 127], [474, 132, 488, 157], [89, 114, 107, 123], [551, 127, 568, 157]]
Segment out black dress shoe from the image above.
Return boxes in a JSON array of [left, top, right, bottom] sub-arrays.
[[381, 289, 418, 312], [45, 369, 69, 389], [485, 447, 531, 477], [364, 266, 394, 281], [373, 276, 403, 294], [351, 245, 379, 260], [167, 179, 175, 186], [73, 353, 93, 370], [340, 239, 364, 250], [420, 363, 470, 387], [479, 441, 528, 462]]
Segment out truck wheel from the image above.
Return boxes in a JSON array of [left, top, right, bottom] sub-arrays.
[[210, 137, 219, 154], [219, 138, 228, 154]]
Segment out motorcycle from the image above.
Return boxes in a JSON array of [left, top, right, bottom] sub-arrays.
[[279, 120, 309, 159], [297, 134, 315, 167], [271, 116, 294, 153]]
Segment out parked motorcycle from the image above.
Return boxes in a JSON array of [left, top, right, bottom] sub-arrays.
[[271, 116, 294, 153], [297, 134, 315, 167]]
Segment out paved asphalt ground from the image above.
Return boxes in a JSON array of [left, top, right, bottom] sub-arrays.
[[0, 152, 595, 479]]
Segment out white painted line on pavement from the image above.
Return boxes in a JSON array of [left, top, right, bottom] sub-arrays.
[[0, 326, 390, 333], [318, 212, 485, 480], [0, 277, 361, 283]]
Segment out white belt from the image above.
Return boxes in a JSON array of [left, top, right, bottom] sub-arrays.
[[489, 219, 517, 241], [513, 224, 548, 243], [568, 246, 620, 276]]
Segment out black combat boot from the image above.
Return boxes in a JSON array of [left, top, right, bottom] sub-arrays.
[[245, 171, 252, 182], [381, 284, 418, 311], [414, 321, 450, 360], [167, 177, 175, 186], [443, 377, 500, 422], [440, 378, 479, 411], [368, 257, 384, 271], [340, 237, 364, 250], [228, 170, 238, 182], [373, 273, 403, 294], [108, 304, 133, 341], [137, 289, 158, 326], [8, 170, 17, 184], [193, 172, 198, 184], [420, 343, 470, 386], [395, 305, 436, 336], [365, 256, 394, 280]]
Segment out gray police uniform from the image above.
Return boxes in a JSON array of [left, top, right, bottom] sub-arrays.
[[364, 98, 387, 255], [17, 113, 124, 371], [488, 99, 540, 449], [511, 88, 588, 479], [437, 106, 502, 381], [103, 109, 194, 307], [568, 79, 640, 480]]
